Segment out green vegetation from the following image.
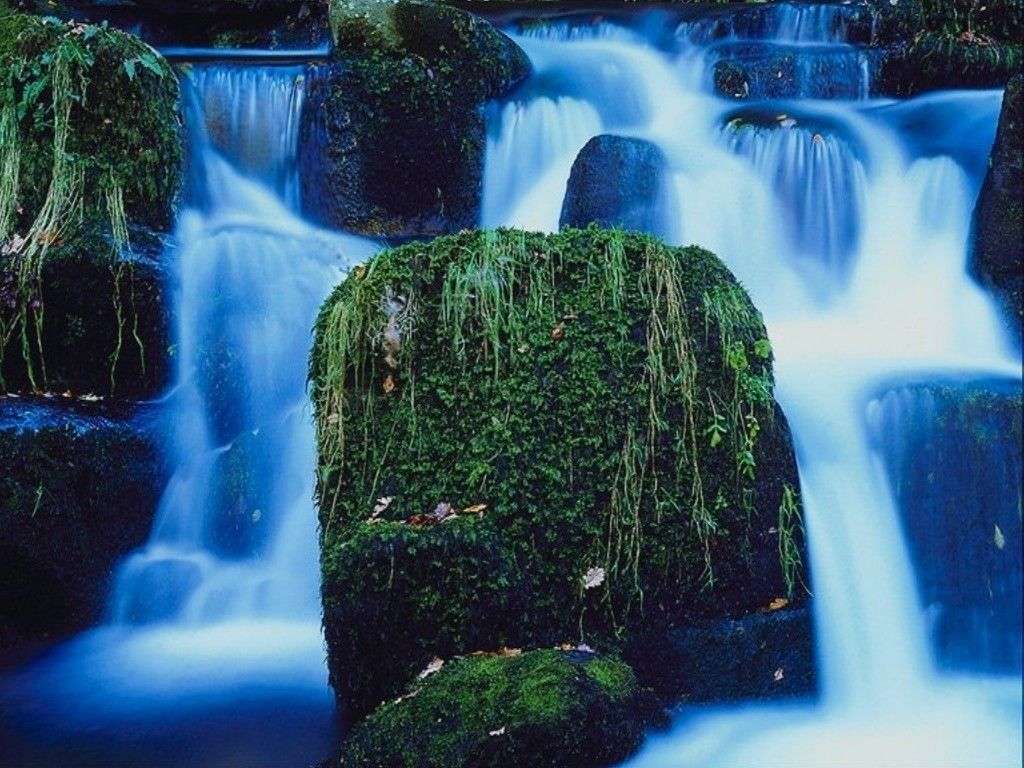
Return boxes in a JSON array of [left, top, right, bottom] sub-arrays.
[[337, 649, 659, 768], [312, 227, 805, 718], [0, 13, 181, 394], [305, 0, 528, 235]]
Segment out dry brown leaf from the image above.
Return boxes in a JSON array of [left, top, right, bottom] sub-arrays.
[[463, 503, 488, 515], [382, 374, 396, 394], [417, 657, 444, 680]]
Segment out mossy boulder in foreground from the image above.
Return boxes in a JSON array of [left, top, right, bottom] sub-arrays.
[[971, 75, 1023, 337], [300, 0, 529, 236], [337, 649, 658, 768], [312, 228, 807, 720]]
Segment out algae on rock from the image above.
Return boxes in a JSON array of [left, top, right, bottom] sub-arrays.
[[337, 649, 659, 768], [311, 227, 807, 719]]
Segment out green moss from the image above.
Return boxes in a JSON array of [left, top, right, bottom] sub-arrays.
[[312, 227, 805, 715], [337, 650, 658, 768], [306, 1, 528, 235], [0, 14, 181, 394]]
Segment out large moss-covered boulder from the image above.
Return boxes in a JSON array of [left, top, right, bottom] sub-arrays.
[[0, 15, 180, 396], [300, 0, 529, 236], [337, 650, 658, 768], [559, 135, 670, 237], [0, 397, 165, 646], [870, 381, 1022, 673], [312, 228, 806, 718], [971, 75, 1023, 336]]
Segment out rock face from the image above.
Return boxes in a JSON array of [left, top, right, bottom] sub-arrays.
[[311, 228, 808, 725], [870, 381, 1022, 673], [559, 135, 670, 237], [626, 607, 817, 703], [0, 14, 180, 396], [972, 75, 1023, 336], [866, 0, 1023, 96], [337, 650, 660, 768], [300, 0, 529, 237], [0, 398, 166, 645]]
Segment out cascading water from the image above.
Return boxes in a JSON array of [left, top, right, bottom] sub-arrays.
[[484, 4, 1022, 765], [0, 63, 374, 767]]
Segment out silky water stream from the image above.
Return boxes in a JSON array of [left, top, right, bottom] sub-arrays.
[[482, 5, 1022, 766], [0, 63, 376, 767]]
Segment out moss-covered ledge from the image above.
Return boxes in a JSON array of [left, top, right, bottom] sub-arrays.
[[311, 227, 808, 720], [0, 13, 181, 396]]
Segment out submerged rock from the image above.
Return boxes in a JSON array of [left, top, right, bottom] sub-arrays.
[[0, 397, 165, 645], [869, 381, 1023, 674], [336, 650, 659, 768], [300, 0, 529, 237], [971, 75, 1023, 336], [311, 228, 807, 720], [713, 59, 751, 100], [559, 135, 671, 237]]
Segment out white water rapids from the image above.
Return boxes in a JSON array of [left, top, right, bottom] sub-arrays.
[[483, 6, 1022, 766]]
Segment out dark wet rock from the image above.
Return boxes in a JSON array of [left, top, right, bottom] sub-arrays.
[[336, 650, 662, 768], [713, 58, 750, 99], [870, 380, 1023, 674], [0, 397, 166, 644], [626, 607, 817, 703], [0, 231, 172, 399], [560, 135, 670, 236], [312, 228, 808, 719], [971, 75, 1023, 337], [300, 0, 529, 237]]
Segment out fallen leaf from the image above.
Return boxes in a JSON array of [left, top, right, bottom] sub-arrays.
[[394, 686, 422, 704], [383, 374, 396, 393], [251, 509, 262, 523], [432, 502, 454, 521], [582, 566, 605, 590], [551, 322, 566, 341], [463, 503, 488, 514], [417, 657, 444, 680], [774, 668, 784, 682], [489, 726, 506, 737], [994, 524, 1005, 550], [373, 497, 393, 515]]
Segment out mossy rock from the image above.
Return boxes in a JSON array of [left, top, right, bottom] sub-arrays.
[[971, 74, 1023, 337], [0, 13, 182, 232], [300, 0, 529, 236], [0, 397, 166, 645], [866, 0, 1024, 95], [336, 650, 659, 768], [0, 230, 171, 397], [312, 227, 806, 717]]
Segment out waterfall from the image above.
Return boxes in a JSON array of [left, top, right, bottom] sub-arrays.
[[0, 63, 376, 767], [484, 7, 1022, 765]]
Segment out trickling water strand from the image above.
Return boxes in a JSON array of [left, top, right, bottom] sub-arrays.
[[111, 65, 375, 628], [484, 9, 1022, 766]]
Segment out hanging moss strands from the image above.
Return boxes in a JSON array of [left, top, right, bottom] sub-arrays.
[[311, 227, 808, 718], [0, 13, 181, 394]]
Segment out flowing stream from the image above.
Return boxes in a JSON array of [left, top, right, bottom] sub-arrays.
[[0, 64, 374, 767], [484, 4, 1022, 766], [0, 4, 1021, 767]]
